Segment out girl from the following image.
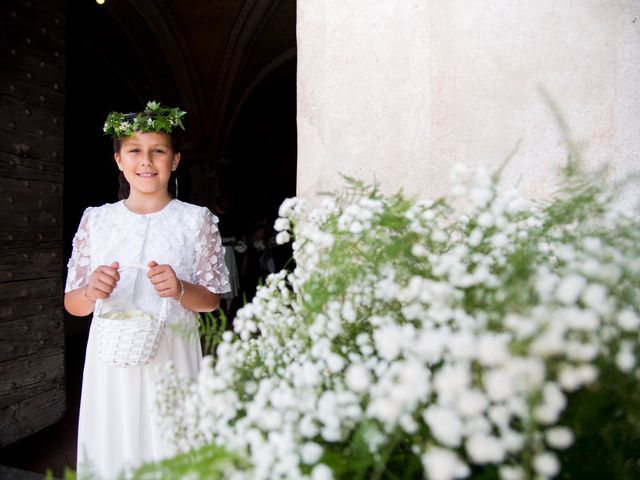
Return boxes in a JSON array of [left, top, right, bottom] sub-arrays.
[[64, 102, 230, 479]]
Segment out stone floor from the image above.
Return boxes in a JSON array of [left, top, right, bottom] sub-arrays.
[[0, 334, 85, 479], [0, 465, 55, 480]]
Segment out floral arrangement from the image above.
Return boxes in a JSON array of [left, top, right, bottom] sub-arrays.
[[147, 161, 640, 480], [103, 100, 186, 137]]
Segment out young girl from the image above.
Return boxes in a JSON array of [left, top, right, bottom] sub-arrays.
[[64, 102, 230, 479]]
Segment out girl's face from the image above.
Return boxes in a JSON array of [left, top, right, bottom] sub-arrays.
[[114, 132, 180, 198]]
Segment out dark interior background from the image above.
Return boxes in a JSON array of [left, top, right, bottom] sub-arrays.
[[64, 0, 298, 268], [0, 0, 296, 475]]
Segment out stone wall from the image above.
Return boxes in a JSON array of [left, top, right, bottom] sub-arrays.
[[296, 1, 640, 206]]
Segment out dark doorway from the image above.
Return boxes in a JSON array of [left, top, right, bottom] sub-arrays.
[[1, 0, 296, 476]]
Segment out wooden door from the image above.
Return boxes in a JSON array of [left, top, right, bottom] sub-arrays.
[[0, 0, 65, 447]]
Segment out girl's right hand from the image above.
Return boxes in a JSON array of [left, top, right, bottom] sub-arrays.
[[84, 261, 120, 303]]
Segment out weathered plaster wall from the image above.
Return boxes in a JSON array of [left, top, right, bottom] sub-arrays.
[[297, 1, 640, 206]]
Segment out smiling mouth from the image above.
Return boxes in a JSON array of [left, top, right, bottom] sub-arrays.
[[137, 172, 157, 178]]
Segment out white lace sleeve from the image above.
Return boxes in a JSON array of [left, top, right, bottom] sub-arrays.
[[65, 207, 93, 293], [194, 208, 231, 294]]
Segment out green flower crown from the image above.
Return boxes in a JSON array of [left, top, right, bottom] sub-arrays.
[[103, 101, 186, 137]]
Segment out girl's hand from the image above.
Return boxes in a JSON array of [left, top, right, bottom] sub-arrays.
[[147, 261, 181, 299], [85, 261, 120, 302]]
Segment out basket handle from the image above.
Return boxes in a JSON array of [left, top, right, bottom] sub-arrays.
[[94, 263, 170, 320]]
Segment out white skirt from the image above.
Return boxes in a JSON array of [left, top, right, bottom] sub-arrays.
[[76, 321, 201, 480]]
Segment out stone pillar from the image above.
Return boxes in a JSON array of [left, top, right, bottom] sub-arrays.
[[296, 1, 640, 205]]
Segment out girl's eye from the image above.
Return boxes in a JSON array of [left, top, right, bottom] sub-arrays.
[[128, 148, 140, 153], [153, 149, 165, 154]]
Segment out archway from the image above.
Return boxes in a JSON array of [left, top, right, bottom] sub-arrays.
[[215, 57, 297, 307]]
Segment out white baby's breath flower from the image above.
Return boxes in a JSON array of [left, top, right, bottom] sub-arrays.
[[278, 197, 298, 218], [557, 365, 583, 392], [447, 331, 476, 361], [581, 283, 610, 315], [433, 364, 472, 404], [299, 416, 319, 438], [500, 429, 524, 453], [373, 325, 404, 360], [274, 217, 291, 232], [565, 340, 599, 362], [545, 426, 574, 449], [577, 364, 598, 384], [477, 212, 494, 228], [432, 229, 448, 243], [491, 233, 509, 249], [563, 307, 600, 332], [530, 325, 565, 357], [468, 229, 484, 247], [504, 313, 539, 339], [421, 447, 470, 480], [151, 163, 639, 480], [349, 221, 364, 234], [534, 271, 559, 302], [326, 353, 345, 373], [466, 434, 507, 464], [477, 334, 510, 366], [390, 360, 430, 408], [483, 369, 515, 402], [311, 463, 333, 480], [534, 383, 566, 425], [344, 364, 371, 393], [616, 342, 636, 373], [399, 413, 418, 434], [470, 186, 493, 208], [276, 231, 291, 245], [533, 452, 560, 478], [617, 309, 640, 331], [463, 415, 492, 436], [456, 389, 489, 418], [222, 331, 234, 342], [555, 273, 587, 305], [300, 442, 323, 464], [488, 405, 510, 429], [423, 406, 463, 448], [499, 465, 525, 480], [368, 396, 402, 425], [412, 243, 429, 257]]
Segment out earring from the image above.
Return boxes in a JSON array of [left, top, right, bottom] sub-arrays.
[[174, 177, 179, 199]]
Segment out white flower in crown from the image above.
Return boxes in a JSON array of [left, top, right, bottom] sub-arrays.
[[103, 101, 186, 137]]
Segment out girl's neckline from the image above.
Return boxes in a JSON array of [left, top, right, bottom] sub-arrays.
[[120, 198, 176, 217]]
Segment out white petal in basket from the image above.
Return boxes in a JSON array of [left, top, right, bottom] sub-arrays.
[[93, 264, 168, 367]]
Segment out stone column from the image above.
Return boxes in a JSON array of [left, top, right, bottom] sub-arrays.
[[296, 1, 640, 205]]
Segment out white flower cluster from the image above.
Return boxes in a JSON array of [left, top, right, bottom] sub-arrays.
[[154, 166, 640, 480]]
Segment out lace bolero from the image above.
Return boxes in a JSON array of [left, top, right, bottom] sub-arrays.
[[65, 199, 231, 302]]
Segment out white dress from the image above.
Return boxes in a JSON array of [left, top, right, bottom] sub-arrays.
[[65, 199, 230, 480]]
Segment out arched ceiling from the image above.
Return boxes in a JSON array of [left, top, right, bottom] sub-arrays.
[[72, 0, 296, 159]]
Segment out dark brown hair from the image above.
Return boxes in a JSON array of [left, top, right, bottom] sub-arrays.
[[113, 132, 181, 200]]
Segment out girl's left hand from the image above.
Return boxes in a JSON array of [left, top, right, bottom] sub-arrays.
[[147, 261, 181, 299]]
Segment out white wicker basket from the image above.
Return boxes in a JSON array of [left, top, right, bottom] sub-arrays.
[[93, 265, 168, 367]]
